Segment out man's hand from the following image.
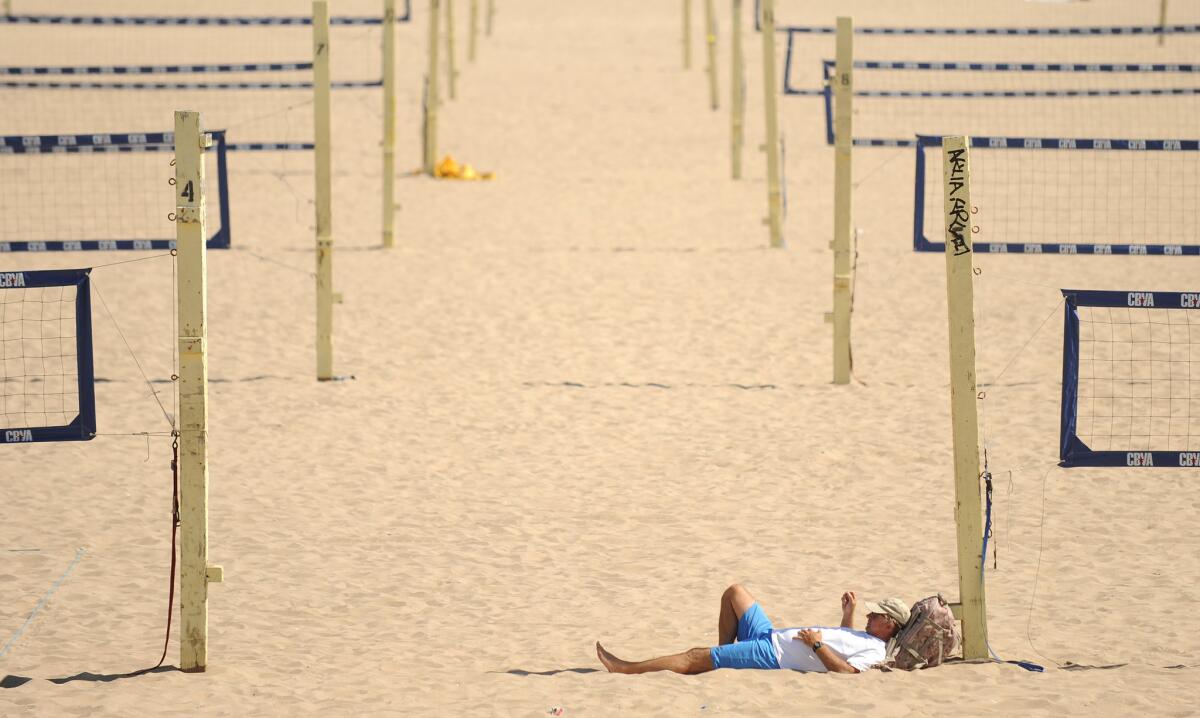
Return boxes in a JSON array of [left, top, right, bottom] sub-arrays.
[[840, 591, 857, 628], [796, 628, 859, 674]]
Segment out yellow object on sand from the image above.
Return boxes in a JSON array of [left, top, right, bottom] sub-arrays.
[[434, 154, 495, 180]]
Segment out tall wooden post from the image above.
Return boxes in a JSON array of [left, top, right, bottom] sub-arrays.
[[1158, 0, 1169, 45], [383, 0, 397, 248], [760, 0, 784, 247], [941, 135, 988, 661], [469, 0, 478, 62], [831, 17, 853, 384], [424, 0, 442, 174], [445, 0, 458, 100], [683, 0, 692, 69], [314, 1, 335, 380], [704, 0, 719, 109], [730, 0, 745, 179], [175, 110, 222, 672], [486, 0, 494, 35]]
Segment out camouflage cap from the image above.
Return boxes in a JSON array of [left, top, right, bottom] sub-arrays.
[[864, 598, 911, 627]]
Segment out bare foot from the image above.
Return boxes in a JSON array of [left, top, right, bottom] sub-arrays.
[[596, 641, 627, 674]]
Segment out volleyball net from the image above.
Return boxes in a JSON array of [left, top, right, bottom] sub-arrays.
[[809, 58, 1200, 145], [0, 5, 395, 148], [0, 268, 96, 443], [780, 23, 1200, 146], [1060, 290, 1200, 467], [0, 130, 230, 251], [912, 134, 1199, 256]]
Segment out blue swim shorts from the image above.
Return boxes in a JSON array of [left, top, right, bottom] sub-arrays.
[[709, 602, 781, 670]]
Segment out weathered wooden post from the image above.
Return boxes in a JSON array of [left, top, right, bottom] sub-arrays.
[[831, 17, 853, 384], [174, 109, 223, 672], [383, 0, 397, 248], [760, 0, 783, 247], [941, 135, 989, 661]]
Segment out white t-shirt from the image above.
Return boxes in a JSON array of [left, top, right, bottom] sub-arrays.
[[770, 627, 886, 673]]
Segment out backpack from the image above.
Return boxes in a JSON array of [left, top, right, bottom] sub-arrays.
[[886, 594, 961, 670]]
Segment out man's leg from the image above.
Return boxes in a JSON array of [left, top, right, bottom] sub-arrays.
[[596, 642, 713, 675], [718, 583, 758, 645]]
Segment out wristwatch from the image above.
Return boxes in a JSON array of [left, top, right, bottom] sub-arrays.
[[812, 641, 824, 651]]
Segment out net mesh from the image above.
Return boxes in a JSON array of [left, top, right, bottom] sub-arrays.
[[782, 20, 1200, 144], [1076, 305, 1200, 451], [0, 141, 222, 247], [0, 6, 383, 145], [921, 144, 1200, 250], [837, 63, 1200, 141], [1, 283, 79, 429]]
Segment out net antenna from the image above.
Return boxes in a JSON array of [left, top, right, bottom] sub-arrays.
[[1, 268, 96, 443], [1059, 290, 1200, 468], [941, 135, 989, 661]]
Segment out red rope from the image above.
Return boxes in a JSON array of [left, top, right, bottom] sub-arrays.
[[152, 434, 180, 670]]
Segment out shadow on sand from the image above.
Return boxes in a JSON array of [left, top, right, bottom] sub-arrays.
[[498, 667, 602, 677], [2, 665, 176, 688]]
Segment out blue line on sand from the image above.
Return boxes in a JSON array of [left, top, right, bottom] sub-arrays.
[[0, 547, 87, 660]]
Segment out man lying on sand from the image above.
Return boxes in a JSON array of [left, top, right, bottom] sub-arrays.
[[596, 583, 908, 675]]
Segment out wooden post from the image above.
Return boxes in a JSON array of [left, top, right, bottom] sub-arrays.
[[383, 0, 397, 248], [3, 1, 11, 16], [760, 0, 783, 247], [486, 0, 494, 35], [174, 110, 222, 672], [831, 17, 853, 384], [445, 0, 457, 101], [1158, 0, 1168, 45], [469, 0, 478, 62], [704, 0, 719, 109], [314, 1, 335, 380], [730, 0, 744, 179], [683, 0, 692, 69], [424, 0, 442, 175], [941, 135, 988, 661]]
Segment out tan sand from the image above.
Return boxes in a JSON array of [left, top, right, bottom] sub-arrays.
[[2, 0, 1199, 715]]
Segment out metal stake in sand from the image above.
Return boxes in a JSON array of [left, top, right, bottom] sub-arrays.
[[830, 17, 853, 384], [314, 1, 337, 380], [759, 0, 784, 247], [469, 0, 478, 62], [424, 0, 442, 175], [383, 0, 397, 248], [683, 0, 692, 70], [730, 0, 744, 179], [175, 110, 224, 672], [445, 0, 458, 100], [704, 0, 719, 109], [941, 135, 989, 661]]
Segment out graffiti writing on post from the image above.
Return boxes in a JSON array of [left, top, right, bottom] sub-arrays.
[[945, 148, 971, 256]]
